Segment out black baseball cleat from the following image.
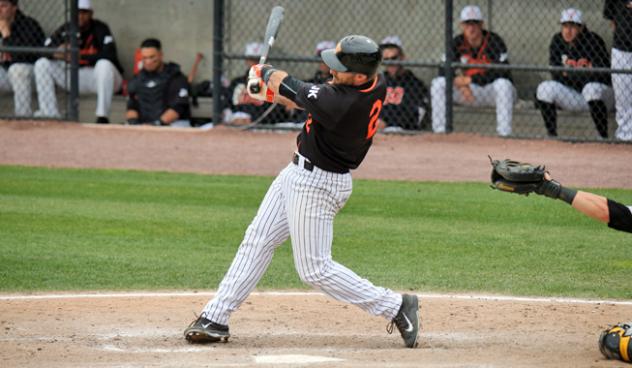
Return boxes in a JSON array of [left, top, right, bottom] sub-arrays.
[[387, 294, 420, 348], [184, 316, 230, 343]]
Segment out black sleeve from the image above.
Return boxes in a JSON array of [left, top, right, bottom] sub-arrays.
[[294, 82, 349, 128], [45, 24, 67, 48], [607, 200, 632, 234], [591, 33, 611, 68], [438, 38, 459, 77], [603, 0, 614, 21], [471, 33, 512, 85], [126, 77, 139, 111], [82, 22, 119, 66], [549, 35, 564, 82], [166, 74, 191, 118]]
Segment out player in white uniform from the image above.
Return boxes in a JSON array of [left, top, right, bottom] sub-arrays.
[[184, 35, 420, 348], [604, 0, 632, 141], [431, 5, 516, 137]]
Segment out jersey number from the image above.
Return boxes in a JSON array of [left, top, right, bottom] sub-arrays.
[[366, 99, 383, 139]]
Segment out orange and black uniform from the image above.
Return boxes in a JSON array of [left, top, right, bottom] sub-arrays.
[[45, 19, 123, 73], [443, 29, 512, 85], [292, 76, 386, 173]]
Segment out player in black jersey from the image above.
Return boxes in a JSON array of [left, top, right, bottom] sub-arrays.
[[184, 35, 420, 349]]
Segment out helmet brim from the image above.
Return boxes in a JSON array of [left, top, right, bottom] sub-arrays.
[[321, 49, 348, 72]]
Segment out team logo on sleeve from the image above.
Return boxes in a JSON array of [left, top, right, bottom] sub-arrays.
[[307, 85, 320, 99]]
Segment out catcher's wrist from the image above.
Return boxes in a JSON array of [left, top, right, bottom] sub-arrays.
[[558, 186, 577, 205], [262, 67, 277, 84]]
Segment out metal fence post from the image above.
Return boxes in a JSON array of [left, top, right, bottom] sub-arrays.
[[445, 0, 454, 133], [212, 0, 225, 125], [68, 0, 79, 121]]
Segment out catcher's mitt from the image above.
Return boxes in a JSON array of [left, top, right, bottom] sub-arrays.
[[489, 156, 546, 195], [599, 322, 632, 363]]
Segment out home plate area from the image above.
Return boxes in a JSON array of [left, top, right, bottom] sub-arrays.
[[1, 291, 630, 367]]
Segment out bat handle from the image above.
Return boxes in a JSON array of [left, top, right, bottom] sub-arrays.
[[250, 55, 268, 94]]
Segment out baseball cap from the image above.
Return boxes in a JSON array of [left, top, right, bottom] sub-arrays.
[[315, 40, 336, 56], [560, 8, 583, 25], [379, 35, 403, 50], [460, 5, 483, 22], [244, 42, 264, 58], [78, 0, 92, 11]]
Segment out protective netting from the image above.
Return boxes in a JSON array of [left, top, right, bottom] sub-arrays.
[[0, 0, 69, 119], [222, 0, 632, 142]]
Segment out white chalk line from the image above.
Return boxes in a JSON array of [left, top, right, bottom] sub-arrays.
[[0, 290, 631, 306]]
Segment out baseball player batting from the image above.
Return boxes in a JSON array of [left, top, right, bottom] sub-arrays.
[[184, 34, 420, 348]]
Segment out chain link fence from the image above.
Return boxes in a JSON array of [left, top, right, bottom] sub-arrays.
[[0, 0, 74, 120], [217, 0, 632, 142]]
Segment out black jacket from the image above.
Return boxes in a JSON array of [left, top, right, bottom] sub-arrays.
[[549, 27, 611, 91], [127, 62, 191, 123], [441, 29, 512, 85], [603, 0, 632, 52], [45, 19, 123, 73], [0, 10, 45, 68], [380, 69, 430, 130]]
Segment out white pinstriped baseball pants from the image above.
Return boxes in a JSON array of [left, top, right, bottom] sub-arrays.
[[202, 154, 402, 325]]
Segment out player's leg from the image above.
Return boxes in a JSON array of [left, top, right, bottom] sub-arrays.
[[0, 67, 15, 113], [284, 162, 401, 320], [430, 76, 447, 133], [34, 58, 65, 118], [7, 63, 34, 117], [535, 80, 561, 136], [490, 78, 515, 136], [583, 83, 614, 139], [92, 59, 123, 122], [199, 166, 292, 326], [611, 48, 632, 141]]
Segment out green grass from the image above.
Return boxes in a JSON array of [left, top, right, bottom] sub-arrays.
[[0, 165, 630, 299]]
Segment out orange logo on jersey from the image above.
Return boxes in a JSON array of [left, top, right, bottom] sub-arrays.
[[305, 114, 313, 133], [385, 86, 404, 105]]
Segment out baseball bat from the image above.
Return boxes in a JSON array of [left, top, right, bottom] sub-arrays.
[[249, 5, 284, 94]]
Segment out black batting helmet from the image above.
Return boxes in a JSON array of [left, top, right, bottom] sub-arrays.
[[321, 35, 382, 76]]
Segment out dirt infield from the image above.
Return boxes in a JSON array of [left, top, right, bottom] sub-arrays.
[[1, 120, 632, 367]]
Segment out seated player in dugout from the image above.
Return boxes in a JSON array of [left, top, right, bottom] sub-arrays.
[[34, 0, 124, 124], [378, 35, 430, 132], [535, 8, 613, 139], [226, 42, 289, 126], [0, 0, 45, 117], [126, 38, 191, 127], [431, 5, 516, 137]]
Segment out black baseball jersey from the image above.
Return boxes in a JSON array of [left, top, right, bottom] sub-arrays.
[[127, 62, 190, 123], [442, 29, 512, 85], [549, 27, 611, 91], [604, 0, 632, 52], [381, 69, 430, 130], [294, 76, 387, 173], [0, 10, 45, 68], [45, 19, 123, 73]]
